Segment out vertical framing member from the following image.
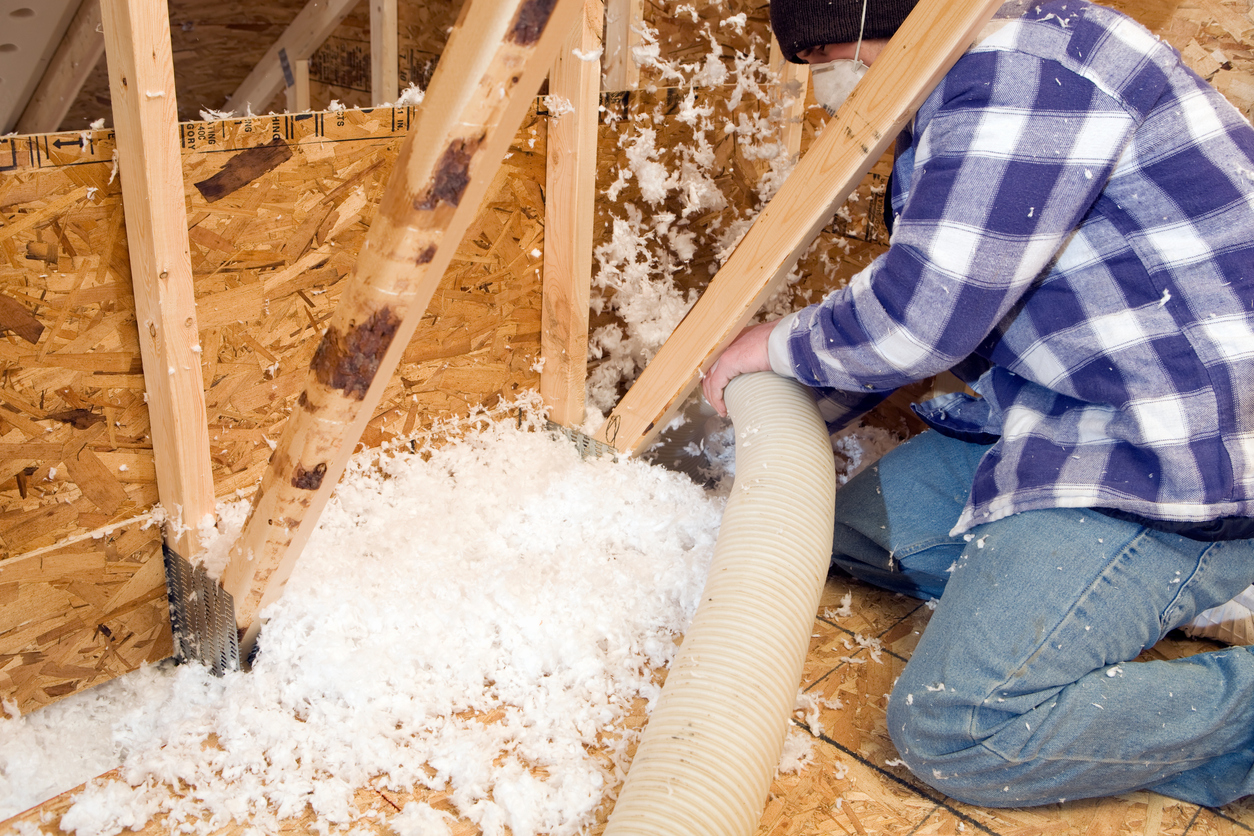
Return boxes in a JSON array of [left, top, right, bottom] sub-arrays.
[[768, 33, 809, 162], [99, 0, 215, 558], [540, 0, 604, 427], [602, 0, 642, 91], [371, 0, 399, 105], [285, 57, 311, 112]]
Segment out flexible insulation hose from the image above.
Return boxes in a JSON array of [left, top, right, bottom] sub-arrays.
[[605, 372, 837, 836]]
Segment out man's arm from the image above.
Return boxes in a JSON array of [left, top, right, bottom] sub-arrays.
[[718, 47, 1136, 407]]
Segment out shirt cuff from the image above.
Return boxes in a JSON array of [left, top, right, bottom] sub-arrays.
[[767, 312, 802, 379]]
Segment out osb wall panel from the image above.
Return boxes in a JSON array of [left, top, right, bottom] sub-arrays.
[[584, 81, 900, 413], [0, 104, 545, 559], [641, 0, 773, 87], [0, 104, 544, 712], [0, 518, 172, 716]]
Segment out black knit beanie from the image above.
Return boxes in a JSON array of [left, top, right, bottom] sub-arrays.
[[770, 0, 919, 63]]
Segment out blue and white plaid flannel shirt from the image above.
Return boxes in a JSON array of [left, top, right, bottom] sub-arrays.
[[767, 0, 1254, 535]]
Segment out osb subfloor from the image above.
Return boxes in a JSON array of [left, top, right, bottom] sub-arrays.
[[749, 577, 1254, 836], [8, 575, 1254, 836]]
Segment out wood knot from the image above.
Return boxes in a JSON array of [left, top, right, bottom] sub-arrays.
[[309, 307, 401, 399], [508, 0, 559, 44], [414, 136, 483, 211], [291, 461, 328, 490]]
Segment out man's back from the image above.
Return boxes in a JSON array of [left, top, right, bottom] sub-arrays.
[[879, 0, 1254, 530]]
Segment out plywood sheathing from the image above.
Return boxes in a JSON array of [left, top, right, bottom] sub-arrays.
[[0, 106, 544, 562], [0, 106, 544, 712], [9, 575, 1254, 834], [0, 518, 172, 716]]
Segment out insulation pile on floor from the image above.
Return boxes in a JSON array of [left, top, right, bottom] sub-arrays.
[[2, 408, 726, 836]]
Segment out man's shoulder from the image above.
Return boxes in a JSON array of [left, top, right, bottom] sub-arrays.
[[966, 0, 1183, 117], [985, 0, 1170, 64]]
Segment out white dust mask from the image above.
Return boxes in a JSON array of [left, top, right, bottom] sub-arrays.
[[808, 58, 868, 115]]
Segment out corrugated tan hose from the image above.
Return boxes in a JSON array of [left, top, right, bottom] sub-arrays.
[[605, 372, 837, 835]]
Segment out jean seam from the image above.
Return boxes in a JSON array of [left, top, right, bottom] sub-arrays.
[[891, 535, 966, 561], [974, 738, 1217, 768], [1159, 539, 1221, 635], [967, 528, 1150, 753]]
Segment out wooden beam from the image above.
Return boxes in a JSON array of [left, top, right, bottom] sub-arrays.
[[540, 0, 603, 427], [593, 0, 1005, 455], [226, 0, 358, 116], [14, 0, 106, 135], [100, 0, 215, 557], [602, 0, 642, 91], [220, 0, 585, 653], [285, 57, 311, 112], [769, 34, 808, 161], [370, 0, 399, 105]]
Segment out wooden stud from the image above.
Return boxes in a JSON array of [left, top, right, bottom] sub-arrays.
[[226, 0, 359, 116], [285, 58, 311, 112], [602, 0, 642, 92], [14, 0, 106, 136], [593, 0, 1006, 455], [371, 0, 400, 106], [540, 0, 603, 427], [99, 0, 215, 557], [220, 0, 585, 653], [769, 33, 809, 162]]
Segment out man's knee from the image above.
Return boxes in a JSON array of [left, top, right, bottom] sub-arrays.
[[886, 674, 1021, 805], [885, 678, 966, 771]]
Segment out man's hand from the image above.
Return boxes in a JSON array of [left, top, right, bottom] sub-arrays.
[[701, 321, 781, 416]]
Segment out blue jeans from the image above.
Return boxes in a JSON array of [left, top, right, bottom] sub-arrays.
[[831, 430, 1254, 808]]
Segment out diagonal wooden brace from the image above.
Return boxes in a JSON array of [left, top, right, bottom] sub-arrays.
[[227, 0, 360, 115], [221, 0, 585, 654], [593, 0, 1005, 456], [16, 0, 106, 136]]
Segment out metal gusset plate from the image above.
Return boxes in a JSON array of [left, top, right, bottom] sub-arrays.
[[163, 545, 241, 676]]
